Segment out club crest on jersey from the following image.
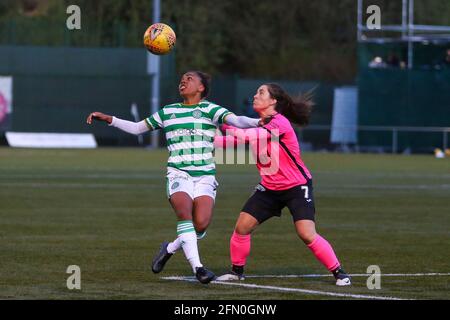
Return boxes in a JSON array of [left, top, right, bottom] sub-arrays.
[[192, 109, 202, 119]]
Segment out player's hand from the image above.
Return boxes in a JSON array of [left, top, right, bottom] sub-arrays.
[[86, 112, 113, 125]]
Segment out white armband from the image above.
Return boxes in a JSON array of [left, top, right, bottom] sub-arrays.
[[224, 114, 259, 128], [109, 117, 150, 135]]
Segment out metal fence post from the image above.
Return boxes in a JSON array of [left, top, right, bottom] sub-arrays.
[[444, 131, 448, 151], [392, 129, 398, 154]]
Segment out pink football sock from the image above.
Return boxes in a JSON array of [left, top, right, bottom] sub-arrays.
[[230, 231, 251, 266], [307, 234, 340, 272]]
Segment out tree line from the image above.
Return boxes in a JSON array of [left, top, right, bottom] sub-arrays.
[[1, 0, 449, 82]]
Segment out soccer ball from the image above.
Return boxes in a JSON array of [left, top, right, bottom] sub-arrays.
[[143, 23, 176, 55]]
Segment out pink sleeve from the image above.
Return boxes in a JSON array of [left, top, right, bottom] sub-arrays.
[[221, 125, 263, 143]]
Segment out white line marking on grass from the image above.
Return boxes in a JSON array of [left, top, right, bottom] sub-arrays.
[[244, 273, 450, 278], [0, 172, 256, 179], [212, 282, 404, 300], [163, 272, 450, 280], [315, 171, 450, 179], [161, 276, 405, 300], [334, 185, 450, 190], [0, 182, 160, 189], [2, 181, 449, 191]]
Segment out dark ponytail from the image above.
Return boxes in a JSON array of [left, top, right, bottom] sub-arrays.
[[266, 83, 314, 127]]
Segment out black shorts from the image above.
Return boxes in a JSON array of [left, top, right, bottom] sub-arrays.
[[242, 180, 315, 224]]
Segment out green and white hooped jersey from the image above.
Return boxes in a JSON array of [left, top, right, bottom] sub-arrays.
[[145, 101, 233, 176]]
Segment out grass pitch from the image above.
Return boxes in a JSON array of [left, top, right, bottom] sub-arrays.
[[0, 147, 449, 299]]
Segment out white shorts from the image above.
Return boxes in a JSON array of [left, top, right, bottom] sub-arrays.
[[166, 167, 219, 200]]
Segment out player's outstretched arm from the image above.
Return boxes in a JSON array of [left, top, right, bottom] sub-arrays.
[[223, 114, 262, 128], [86, 112, 150, 135]]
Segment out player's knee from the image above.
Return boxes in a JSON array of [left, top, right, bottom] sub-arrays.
[[234, 225, 252, 236], [194, 219, 210, 232], [298, 230, 316, 245]]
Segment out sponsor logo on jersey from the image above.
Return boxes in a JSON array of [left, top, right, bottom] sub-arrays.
[[171, 182, 180, 190], [255, 184, 266, 192], [169, 175, 188, 182], [173, 128, 203, 136]]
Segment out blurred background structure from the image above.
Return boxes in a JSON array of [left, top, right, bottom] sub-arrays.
[[0, 0, 449, 152]]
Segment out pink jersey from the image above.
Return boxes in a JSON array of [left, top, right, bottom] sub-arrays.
[[216, 114, 312, 190]]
